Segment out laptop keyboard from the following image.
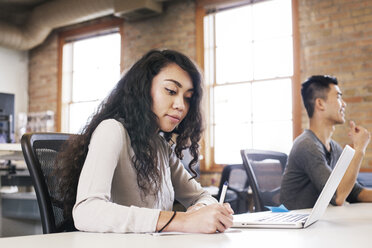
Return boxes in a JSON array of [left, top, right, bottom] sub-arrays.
[[257, 213, 308, 223]]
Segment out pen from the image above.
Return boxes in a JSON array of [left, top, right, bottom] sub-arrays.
[[219, 181, 228, 204]]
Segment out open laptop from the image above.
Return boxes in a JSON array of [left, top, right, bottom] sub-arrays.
[[233, 145, 355, 229]]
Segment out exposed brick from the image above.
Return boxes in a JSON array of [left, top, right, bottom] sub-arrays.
[[344, 96, 364, 103], [123, 1, 196, 69], [300, 0, 372, 169], [28, 32, 58, 132]]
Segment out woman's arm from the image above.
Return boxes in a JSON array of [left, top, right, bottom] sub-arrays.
[[156, 203, 234, 233], [73, 119, 160, 233]]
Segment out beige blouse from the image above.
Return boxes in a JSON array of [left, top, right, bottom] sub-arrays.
[[73, 119, 216, 233]]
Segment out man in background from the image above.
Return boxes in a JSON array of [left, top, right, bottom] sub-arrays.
[[280, 75, 372, 210]]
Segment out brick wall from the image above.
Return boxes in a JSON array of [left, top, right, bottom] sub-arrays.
[[298, 0, 372, 170], [28, 33, 58, 126], [122, 1, 196, 69]]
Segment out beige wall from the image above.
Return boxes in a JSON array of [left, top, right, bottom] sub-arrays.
[[0, 47, 29, 142], [27, 0, 372, 170]]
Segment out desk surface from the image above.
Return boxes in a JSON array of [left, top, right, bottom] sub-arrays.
[[0, 143, 23, 161], [1, 203, 371, 248], [0, 143, 22, 152]]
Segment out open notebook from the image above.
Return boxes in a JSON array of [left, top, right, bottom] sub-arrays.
[[233, 145, 355, 229]]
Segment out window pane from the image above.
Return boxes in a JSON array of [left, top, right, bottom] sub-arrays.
[[253, 37, 293, 80], [72, 67, 119, 101], [69, 101, 100, 134], [215, 6, 253, 84], [73, 34, 121, 72], [62, 43, 73, 73], [204, 47, 214, 85], [252, 79, 292, 121], [72, 33, 120, 102], [252, 120, 293, 154], [62, 44, 73, 103], [62, 32, 121, 133], [215, 123, 252, 164], [204, 15, 215, 85], [216, 45, 253, 84], [214, 83, 251, 124], [205, 0, 294, 166], [252, 0, 293, 40], [62, 72, 72, 103], [215, 6, 252, 47]]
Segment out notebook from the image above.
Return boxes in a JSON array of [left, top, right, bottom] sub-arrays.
[[233, 145, 355, 229]]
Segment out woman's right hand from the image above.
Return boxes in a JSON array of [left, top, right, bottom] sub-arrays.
[[169, 203, 234, 233]]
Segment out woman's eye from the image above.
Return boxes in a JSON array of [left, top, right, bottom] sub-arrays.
[[165, 88, 176, 95]]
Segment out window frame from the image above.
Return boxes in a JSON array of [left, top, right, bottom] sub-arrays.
[[57, 18, 124, 132], [195, 0, 301, 172]]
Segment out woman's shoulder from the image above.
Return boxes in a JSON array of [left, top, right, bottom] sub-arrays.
[[93, 119, 129, 143], [97, 119, 124, 131]]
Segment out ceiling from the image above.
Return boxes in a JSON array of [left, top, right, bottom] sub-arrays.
[[0, 0, 173, 26], [0, 0, 50, 26], [0, 0, 172, 50]]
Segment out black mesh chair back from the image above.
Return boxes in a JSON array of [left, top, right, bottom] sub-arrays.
[[216, 164, 250, 214], [21, 132, 74, 234], [240, 149, 287, 212]]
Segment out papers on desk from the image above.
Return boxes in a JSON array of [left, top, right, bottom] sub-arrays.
[[150, 232, 194, 236], [149, 229, 242, 236], [202, 186, 219, 196], [0, 186, 18, 194], [265, 204, 289, 212], [0, 143, 22, 152]]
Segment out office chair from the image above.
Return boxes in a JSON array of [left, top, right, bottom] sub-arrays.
[[21, 132, 75, 234], [240, 149, 287, 212], [216, 164, 251, 214]]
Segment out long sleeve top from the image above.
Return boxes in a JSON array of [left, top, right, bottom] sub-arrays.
[[73, 119, 216, 233], [280, 129, 363, 210]]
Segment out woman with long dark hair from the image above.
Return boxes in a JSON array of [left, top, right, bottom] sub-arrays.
[[56, 49, 233, 233]]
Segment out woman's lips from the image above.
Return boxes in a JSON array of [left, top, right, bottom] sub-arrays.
[[167, 114, 181, 123]]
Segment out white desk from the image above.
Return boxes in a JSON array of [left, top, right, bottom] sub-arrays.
[[0, 143, 22, 161], [1, 203, 371, 248]]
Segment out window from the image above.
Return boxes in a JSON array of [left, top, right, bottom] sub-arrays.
[[204, 0, 294, 165], [61, 32, 121, 133]]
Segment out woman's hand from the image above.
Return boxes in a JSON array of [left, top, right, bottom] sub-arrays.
[[168, 203, 234, 233], [186, 203, 207, 212]]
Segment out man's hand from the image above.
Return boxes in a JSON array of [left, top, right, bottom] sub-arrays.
[[348, 121, 370, 153]]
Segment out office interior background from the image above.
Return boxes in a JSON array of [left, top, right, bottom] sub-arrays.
[[0, 0, 371, 237]]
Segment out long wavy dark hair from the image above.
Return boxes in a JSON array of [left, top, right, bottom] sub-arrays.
[[55, 49, 203, 225]]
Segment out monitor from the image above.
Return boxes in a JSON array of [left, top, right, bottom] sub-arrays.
[[0, 92, 15, 143]]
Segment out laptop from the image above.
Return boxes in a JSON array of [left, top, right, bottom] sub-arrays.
[[233, 145, 355, 229]]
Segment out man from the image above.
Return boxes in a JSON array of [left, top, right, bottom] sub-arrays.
[[280, 75, 372, 210]]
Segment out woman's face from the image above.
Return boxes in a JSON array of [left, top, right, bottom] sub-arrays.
[[151, 63, 194, 132]]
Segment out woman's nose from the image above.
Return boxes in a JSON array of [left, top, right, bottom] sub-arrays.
[[173, 96, 185, 111]]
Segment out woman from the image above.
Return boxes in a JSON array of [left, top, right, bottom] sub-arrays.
[[56, 49, 233, 233]]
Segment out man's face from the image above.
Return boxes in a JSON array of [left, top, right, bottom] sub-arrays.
[[323, 84, 347, 125]]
